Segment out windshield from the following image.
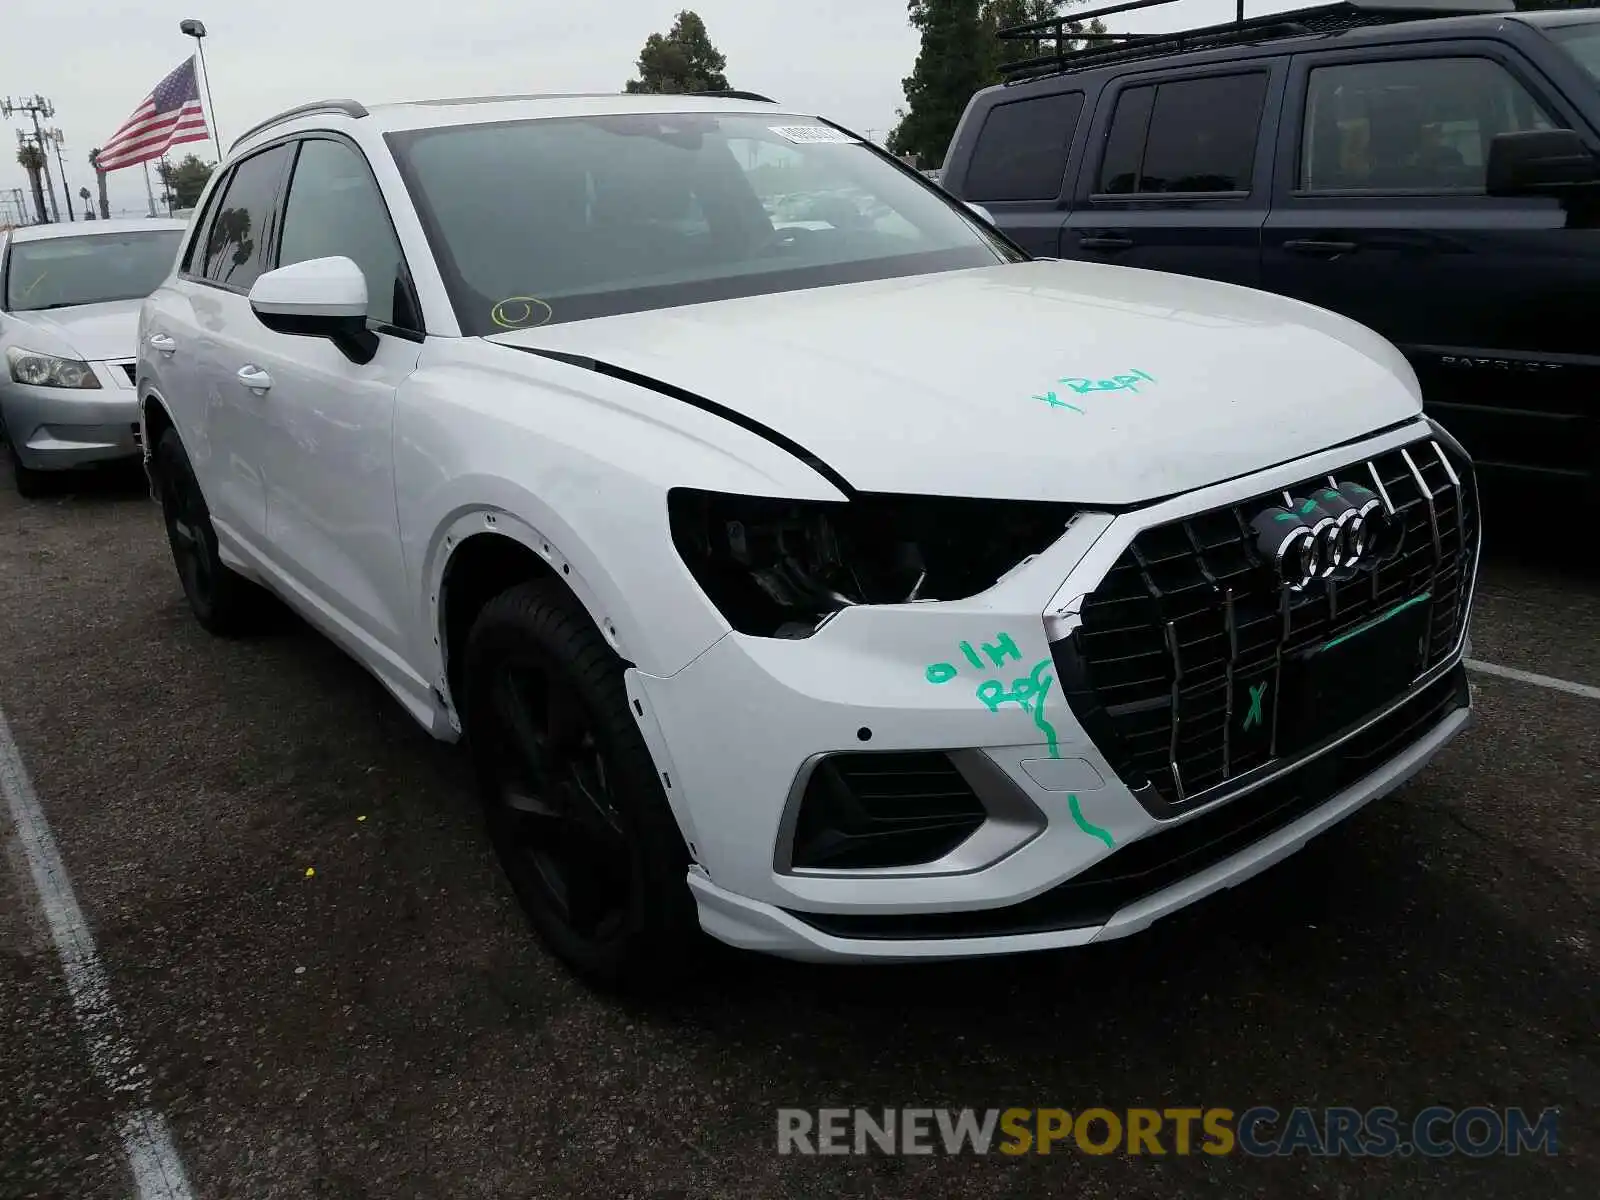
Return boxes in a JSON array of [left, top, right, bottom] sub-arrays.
[[3, 230, 183, 313], [1546, 17, 1600, 85], [386, 112, 1021, 334]]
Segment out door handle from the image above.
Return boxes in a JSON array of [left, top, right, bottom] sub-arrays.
[[1282, 239, 1359, 256], [147, 333, 177, 355], [1078, 234, 1134, 251], [236, 365, 273, 393]]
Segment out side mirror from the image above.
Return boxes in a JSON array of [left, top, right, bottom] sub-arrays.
[[964, 201, 995, 225], [248, 256, 376, 363], [1486, 129, 1600, 197]]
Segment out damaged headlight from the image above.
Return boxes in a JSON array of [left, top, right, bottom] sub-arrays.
[[668, 488, 1078, 638]]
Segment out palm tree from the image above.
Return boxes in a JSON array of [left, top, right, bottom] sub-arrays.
[[16, 144, 48, 224], [88, 148, 111, 219]]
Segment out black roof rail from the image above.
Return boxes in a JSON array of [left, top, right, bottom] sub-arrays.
[[995, 0, 1517, 82], [230, 99, 368, 152], [697, 89, 777, 103]]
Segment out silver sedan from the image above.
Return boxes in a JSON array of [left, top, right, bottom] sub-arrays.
[[1, 217, 187, 496]]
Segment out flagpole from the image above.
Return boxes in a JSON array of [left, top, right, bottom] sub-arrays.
[[180, 20, 223, 154], [143, 161, 157, 217]]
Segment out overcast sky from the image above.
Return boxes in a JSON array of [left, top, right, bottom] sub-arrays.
[[0, 0, 1301, 223]]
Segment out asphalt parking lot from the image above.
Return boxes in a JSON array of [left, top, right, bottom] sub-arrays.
[[1, 459, 1595, 1200]]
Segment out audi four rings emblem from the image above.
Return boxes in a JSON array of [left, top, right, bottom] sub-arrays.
[[1250, 481, 1403, 592]]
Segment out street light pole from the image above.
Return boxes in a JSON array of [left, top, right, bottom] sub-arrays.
[[180, 19, 224, 154]]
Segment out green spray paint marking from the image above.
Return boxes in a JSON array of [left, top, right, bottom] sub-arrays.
[[1243, 681, 1268, 731], [926, 631, 1023, 685], [1027, 659, 1061, 760], [1035, 390, 1086, 414], [1068, 793, 1115, 849], [926, 642, 1115, 849], [1317, 592, 1431, 653]]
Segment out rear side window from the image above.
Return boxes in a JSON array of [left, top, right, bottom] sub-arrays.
[[965, 92, 1085, 201], [1098, 73, 1269, 194], [196, 143, 293, 290], [1299, 57, 1558, 192]]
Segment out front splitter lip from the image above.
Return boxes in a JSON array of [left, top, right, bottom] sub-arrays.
[[685, 704, 1470, 963]]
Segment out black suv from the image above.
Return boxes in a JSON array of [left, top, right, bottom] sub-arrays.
[[941, 0, 1600, 491]]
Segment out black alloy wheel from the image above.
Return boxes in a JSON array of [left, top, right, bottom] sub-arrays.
[[462, 580, 699, 990], [152, 427, 266, 635], [479, 660, 635, 944]]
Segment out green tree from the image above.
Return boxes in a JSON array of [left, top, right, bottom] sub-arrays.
[[888, 0, 988, 167], [156, 154, 215, 209], [984, 0, 1107, 76], [888, 1, 1107, 168], [624, 10, 731, 94], [16, 143, 49, 224]]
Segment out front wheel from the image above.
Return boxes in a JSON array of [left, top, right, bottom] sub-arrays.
[[152, 427, 269, 635], [462, 579, 700, 991]]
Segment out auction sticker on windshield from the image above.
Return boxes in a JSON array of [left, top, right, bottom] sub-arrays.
[[769, 125, 861, 144]]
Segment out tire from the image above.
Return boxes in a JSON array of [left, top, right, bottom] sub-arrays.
[[152, 427, 269, 636], [462, 579, 700, 992]]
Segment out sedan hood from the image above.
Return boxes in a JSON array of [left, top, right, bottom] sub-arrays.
[[7, 297, 144, 362], [488, 260, 1422, 505]]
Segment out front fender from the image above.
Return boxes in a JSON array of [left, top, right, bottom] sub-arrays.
[[395, 338, 847, 685]]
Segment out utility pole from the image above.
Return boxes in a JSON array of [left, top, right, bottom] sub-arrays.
[[1, 95, 64, 222], [50, 129, 75, 220]]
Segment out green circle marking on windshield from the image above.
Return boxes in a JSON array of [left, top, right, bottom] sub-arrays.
[[490, 297, 553, 330]]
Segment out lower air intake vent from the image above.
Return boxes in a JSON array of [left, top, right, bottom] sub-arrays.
[[789, 751, 987, 870]]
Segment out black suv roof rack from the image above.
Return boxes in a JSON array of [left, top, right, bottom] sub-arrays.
[[996, 0, 1517, 82], [230, 99, 368, 152]]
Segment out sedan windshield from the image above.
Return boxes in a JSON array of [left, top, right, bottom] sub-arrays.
[[3, 230, 183, 312], [1546, 17, 1600, 85], [386, 112, 1022, 334]]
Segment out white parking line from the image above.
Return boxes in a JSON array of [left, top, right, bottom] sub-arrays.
[[0, 706, 194, 1200], [1465, 659, 1600, 701]]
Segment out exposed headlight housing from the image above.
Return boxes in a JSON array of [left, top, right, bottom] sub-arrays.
[[668, 488, 1078, 638], [6, 347, 101, 390]]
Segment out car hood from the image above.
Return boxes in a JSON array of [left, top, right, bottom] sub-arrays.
[[488, 260, 1423, 505], [5, 297, 144, 362]]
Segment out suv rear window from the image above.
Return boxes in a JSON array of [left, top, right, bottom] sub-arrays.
[[965, 92, 1085, 201], [1099, 73, 1269, 195]]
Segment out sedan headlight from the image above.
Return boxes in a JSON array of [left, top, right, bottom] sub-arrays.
[[6, 347, 101, 390], [668, 488, 1078, 638]]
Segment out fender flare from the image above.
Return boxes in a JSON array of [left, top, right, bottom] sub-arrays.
[[425, 509, 704, 860]]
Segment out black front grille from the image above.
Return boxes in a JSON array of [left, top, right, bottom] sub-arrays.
[[788, 751, 987, 870], [1059, 437, 1477, 814], [120, 362, 137, 384], [786, 664, 1469, 941]]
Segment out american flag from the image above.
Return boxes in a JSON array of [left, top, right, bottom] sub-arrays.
[[96, 56, 210, 171]]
